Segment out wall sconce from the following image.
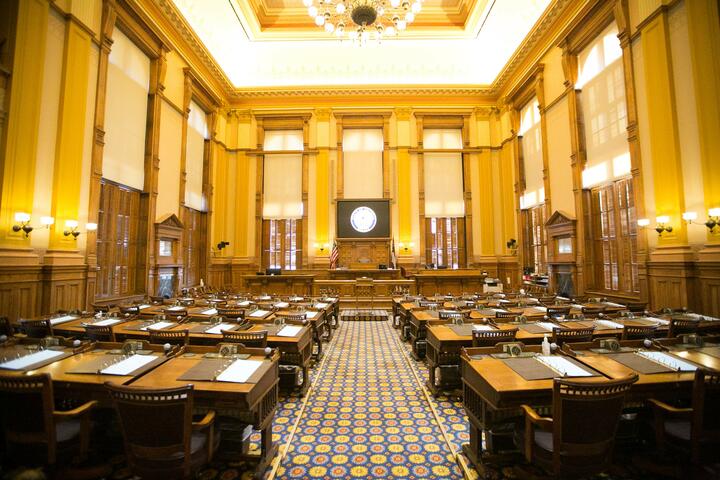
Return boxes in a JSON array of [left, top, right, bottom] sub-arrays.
[[314, 242, 330, 252], [398, 242, 414, 253], [706, 208, 720, 232], [63, 220, 97, 239], [12, 212, 54, 237], [654, 216, 672, 236], [216, 240, 230, 250], [637, 218, 650, 228], [506, 238, 517, 250]]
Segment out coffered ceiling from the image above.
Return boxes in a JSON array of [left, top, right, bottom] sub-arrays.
[[160, 0, 559, 91]]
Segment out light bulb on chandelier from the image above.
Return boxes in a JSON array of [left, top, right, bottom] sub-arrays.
[[306, 0, 424, 42]]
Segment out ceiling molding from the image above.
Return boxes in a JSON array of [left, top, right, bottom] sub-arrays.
[[229, 85, 495, 99]]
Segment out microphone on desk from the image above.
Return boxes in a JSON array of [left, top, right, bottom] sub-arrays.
[[73, 339, 81, 348], [163, 343, 172, 353], [264, 347, 273, 358]]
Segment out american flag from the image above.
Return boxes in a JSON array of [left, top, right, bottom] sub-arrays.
[[329, 240, 339, 269]]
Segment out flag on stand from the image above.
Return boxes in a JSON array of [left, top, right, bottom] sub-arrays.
[[391, 238, 398, 269], [329, 240, 339, 269]]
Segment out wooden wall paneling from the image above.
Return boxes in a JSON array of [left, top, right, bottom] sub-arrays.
[[0, 266, 42, 321], [647, 261, 696, 310], [41, 265, 87, 313]]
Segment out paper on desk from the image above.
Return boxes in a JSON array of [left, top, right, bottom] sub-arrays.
[[571, 304, 585, 310], [472, 325, 495, 331], [324, 297, 338, 302], [216, 359, 263, 383], [205, 323, 236, 335], [256, 296, 271, 301], [536, 322, 557, 332], [49, 315, 77, 325], [637, 351, 697, 372], [277, 325, 302, 337], [166, 306, 185, 311], [92, 319, 122, 326], [137, 304, 151, 309], [201, 308, 218, 315], [531, 306, 547, 312], [100, 354, 156, 375], [537, 355, 594, 377], [604, 302, 625, 308], [141, 321, 175, 331], [289, 297, 304, 302], [305, 311, 319, 319], [274, 302, 289, 308], [249, 310, 270, 318], [314, 303, 329, 309], [596, 319, 624, 330], [0, 350, 65, 370], [238, 301, 251, 307]]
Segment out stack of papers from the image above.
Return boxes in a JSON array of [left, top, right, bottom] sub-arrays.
[[536, 322, 557, 332], [277, 325, 302, 337], [472, 325, 495, 331], [314, 302, 329, 309], [249, 310, 270, 318], [604, 302, 625, 308], [201, 308, 218, 315], [305, 311, 319, 319], [216, 359, 263, 383], [537, 356, 594, 377], [205, 323, 236, 335], [100, 354, 156, 375], [136, 304, 151, 309], [274, 302, 289, 308], [596, 319, 625, 330], [92, 318, 122, 327], [0, 350, 65, 370], [166, 306, 185, 312], [323, 297, 338, 302], [141, 321, 174, 331], [237, 301, 251, 307], [289, 297, 304, 302], [49, 315, 77, 325], [531, 306, 547, 312], [637, 351, 697, 372]]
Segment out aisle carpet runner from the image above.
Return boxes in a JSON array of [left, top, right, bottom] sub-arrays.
[[275, 319, 463, 479]]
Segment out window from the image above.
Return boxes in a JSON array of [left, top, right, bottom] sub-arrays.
[[263, 219, 301, 270], [522, 205, 547, 274], [519, 98, 544, 209], [183, 208, 206, 287], [96, 181, 142, 298], [586, 178, 638, 294], [425, 217, 465, 269]]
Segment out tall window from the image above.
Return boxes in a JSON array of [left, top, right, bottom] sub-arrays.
[[519, 98, 544, 209], [96, 181, 142, 298], [426, 217, 465, 269], [263, 219, 300, 270], [587, 178, 638, 294], [423, 128, 466, 268], [262, 130, 303, 270], [522, 205, 547, 274]]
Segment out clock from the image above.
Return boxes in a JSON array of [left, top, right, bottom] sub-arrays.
[[350, 206, 377, 233]]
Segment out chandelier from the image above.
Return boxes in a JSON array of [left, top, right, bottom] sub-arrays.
[[303, 0, 424, 41]]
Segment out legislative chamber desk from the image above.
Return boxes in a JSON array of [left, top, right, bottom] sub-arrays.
[[411, 270, 487, 296], [241, 274, 315, 295], [459, 339, 718, 468]]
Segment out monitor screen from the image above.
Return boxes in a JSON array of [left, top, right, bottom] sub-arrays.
[[336, 200, 390, 238]]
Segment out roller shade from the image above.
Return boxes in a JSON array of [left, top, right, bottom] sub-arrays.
[[185, 100, 207, 211], [423, 129, 463, 149], [264, 130, 303, 151], [102, 29, 149, 190], [263, 154, 303, 219], [343, 129, 383, 199], [577, 23, 630, 188], [424, 153, 465, 217], [519, 98, 544, 209]]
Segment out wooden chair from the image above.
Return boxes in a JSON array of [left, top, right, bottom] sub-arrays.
[[275, 313, 307, 324], [217, 306, 246, 320], [495, 311, 518, 319], [668, 317, 700, 338], [0, 316, 14, 337], [105, 383, 218, 479], [20, 319, 53, 338], [148, 328, 189, 346], [537, 296, 557, 305], [84, 324, 116, 342], [149, 296, 165, 305], [91, 304, 111, 314], [0, 372, 97, 467], [581, 306, 607, 318], [649, 368, 720, 465], [439, 310, 464, 322], [221, 329, 268, 348], [621, 324, 658, 341], [546, 306, 571, 317], [472, 328, 518, 347], [552, 326, 595, 345], [519, 374, 638, 478], [625, 301, 647, 313]]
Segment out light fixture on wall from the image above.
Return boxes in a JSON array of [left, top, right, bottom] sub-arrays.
[[216, 241, 230, 251], [654, 216, 672, 236], [506, 238, 518, 252], [304, 0, 424, 42], [12, 212, 55, 237], [314, 242, 330, 252], [398, 241, 414, 253], [637, 218, 650, 228], [706, 208, 720, 232], [63, 220, 97, 239]]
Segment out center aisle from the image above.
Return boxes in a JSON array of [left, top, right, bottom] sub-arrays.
[[276, 320, 463, 479]]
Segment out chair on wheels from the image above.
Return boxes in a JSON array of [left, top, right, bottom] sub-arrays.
[[472, 328, 518, 347], [148, 328, 189, 346], [20, 319, 53, 339], [518, 374, 638, 478], [84, 324, 117, 342], [649, 368, 720, 465], [217, 307, 246, 321], [105, 383, 218, 480], [551, 326, 595, 345], [668, 317, 700, 338], [0, 372, 97, 468], [221, 329, 268, 348], [622, 324, 658, 340]]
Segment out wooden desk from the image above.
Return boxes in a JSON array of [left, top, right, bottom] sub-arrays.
[[411, 270, 487, 296], [130, 347, 280, 475], [326, 268, 400, 280], [241, 274, 315, 296]]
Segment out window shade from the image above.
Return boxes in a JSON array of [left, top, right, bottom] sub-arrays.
[[424, 153, 465, 217], [263, 154, 303, 219], [519, 98, 544, 209], [185, 100, 207, 211], [102, 29, 149, 190], [577, 23, 630, 188], [264, 130, 303, 151], [343, 129, 383, 199], [423, 129, 463, 149]]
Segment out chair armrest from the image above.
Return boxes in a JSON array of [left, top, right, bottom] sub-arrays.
[[648, 398, 693, 417], [192, 410, 216, 431], [54, 400, 98, 419], [521, 405, 553, 430]]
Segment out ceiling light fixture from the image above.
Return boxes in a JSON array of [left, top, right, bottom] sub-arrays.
[[303, 0, 423, 42]]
